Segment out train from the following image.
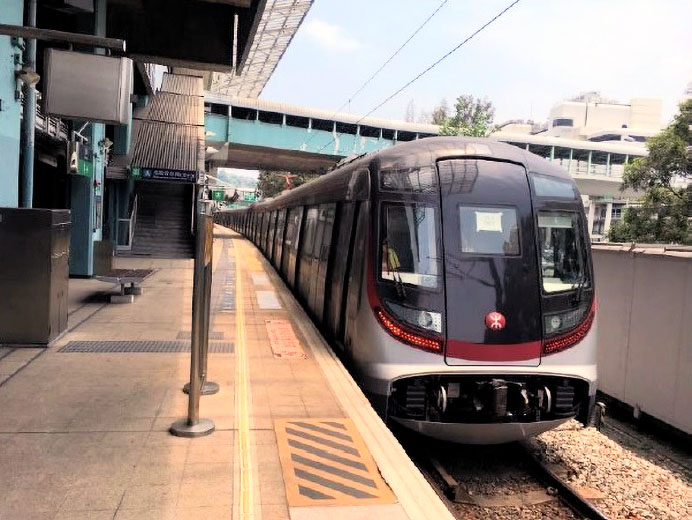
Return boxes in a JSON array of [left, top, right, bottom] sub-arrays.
[[216, 136, 597, 444]]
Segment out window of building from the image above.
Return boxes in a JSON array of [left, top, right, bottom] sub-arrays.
[[553, 118, 573, 127]]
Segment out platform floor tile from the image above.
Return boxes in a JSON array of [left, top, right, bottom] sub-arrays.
[[274, 418, 396, 507]]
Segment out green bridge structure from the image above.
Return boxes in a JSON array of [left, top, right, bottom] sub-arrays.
[[203, 92, 440, 174]]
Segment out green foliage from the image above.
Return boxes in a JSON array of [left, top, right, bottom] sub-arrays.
[[256, 171, 319, 199], [437, 94, 497, 137], [609, 100, 692, 244]]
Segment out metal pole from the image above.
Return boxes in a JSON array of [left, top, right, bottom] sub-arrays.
[[182, 210, 219, 396], [0, 24, 126, 52], [19, 0, 37, 208], [170, 203, 214, 437], [199, 212, 219, 394]]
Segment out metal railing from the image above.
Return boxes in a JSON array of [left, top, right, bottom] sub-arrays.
[[116, 195, 138, 251]]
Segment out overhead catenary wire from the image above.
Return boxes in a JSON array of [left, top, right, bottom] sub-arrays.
[[318, 0, 523, 153], [304, 0, 449, 147]]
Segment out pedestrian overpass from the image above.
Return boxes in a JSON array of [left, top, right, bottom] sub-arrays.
[[203, 93, 637, 203], [203, 92, 439, 173]]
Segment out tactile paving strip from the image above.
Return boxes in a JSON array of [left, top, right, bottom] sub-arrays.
[[275, 418, 396, 507], [59, 341, 234, 353]]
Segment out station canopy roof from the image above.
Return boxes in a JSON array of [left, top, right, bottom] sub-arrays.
[[208, 0, 314, 98]]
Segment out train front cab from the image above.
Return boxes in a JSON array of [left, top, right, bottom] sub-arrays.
[[355, 149, 597, 443]]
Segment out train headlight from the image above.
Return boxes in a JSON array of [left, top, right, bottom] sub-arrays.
[[542, 300, 596, 355], [384, 300, 442, 334], [376, 308, 443, 353]]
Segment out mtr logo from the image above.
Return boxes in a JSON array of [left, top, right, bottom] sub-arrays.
[[485, 312, 506, 331]]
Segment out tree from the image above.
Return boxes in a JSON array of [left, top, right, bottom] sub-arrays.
[[256, 171, 318, 199], [404, 99, 416, 122], [430, 98, 449, 125], [437, 94, 497, 137], [607, 100, 692, 244]]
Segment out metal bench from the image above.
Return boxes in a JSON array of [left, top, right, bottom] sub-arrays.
[[93, 241, 154, 303]]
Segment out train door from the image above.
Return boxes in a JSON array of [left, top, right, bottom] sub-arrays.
[[274, 209, 286, 270], [267, 211, 277, 261], [438, 158, 542, 367], [326, 202, 357, 343], [284, 207, 304, 288], [344, 202, 369, 355], [298, 206, 318, 304], [312, 203, 336, 323]]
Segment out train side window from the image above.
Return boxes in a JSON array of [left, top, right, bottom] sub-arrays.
[[459, 206, 520, 256], [380, 203, 440, 288], [538, 212, 588, 293]]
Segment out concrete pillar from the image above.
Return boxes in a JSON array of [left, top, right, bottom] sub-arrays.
[[0, 0, 24, 207], [69, 0, 107, 276], [587, 200, 596, 236], [604, 202, 613, 236]]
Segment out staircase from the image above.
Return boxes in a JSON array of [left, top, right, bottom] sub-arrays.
[[128, 181, 195, 259]]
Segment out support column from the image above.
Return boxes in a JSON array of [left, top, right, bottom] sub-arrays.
[[587, 199, 596, 237], [603, 202, 613, 237], [0, 0, 24, 208], [69, 0, 107, 275], [19, 0, 36, 208]]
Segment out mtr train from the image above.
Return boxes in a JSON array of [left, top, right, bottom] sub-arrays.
[[216, 137, 597, 444]]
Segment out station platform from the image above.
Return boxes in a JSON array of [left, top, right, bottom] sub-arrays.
[[0, 227, 452, 520]]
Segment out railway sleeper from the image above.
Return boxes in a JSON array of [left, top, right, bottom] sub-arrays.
[[389, 375, 591, 424]]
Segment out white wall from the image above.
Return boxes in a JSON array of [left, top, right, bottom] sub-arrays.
[[593, 246, 692, 434]]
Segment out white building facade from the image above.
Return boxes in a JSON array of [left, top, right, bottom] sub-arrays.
[[492, 92, 662, 240]]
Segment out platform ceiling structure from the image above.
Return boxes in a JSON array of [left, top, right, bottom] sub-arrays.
[[208, 0, 314, 97]]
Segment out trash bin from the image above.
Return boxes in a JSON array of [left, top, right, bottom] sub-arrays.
[[0, 208, 71, 345]]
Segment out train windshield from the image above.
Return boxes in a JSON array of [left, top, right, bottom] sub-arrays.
[[380, 204, 440, 288], [538, 212, 587, 293]]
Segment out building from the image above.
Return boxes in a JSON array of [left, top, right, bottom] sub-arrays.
[[492, 92, 663, 240]]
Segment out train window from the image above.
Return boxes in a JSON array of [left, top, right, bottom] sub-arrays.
[[531, 173, 577, 199], [459, 206, 520, 256], [537, 212, 587, 293], [380, 166, 437, 194], [380, 204, 440, 288]]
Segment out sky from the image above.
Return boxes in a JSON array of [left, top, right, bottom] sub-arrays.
[[261, 0, 692, 126]]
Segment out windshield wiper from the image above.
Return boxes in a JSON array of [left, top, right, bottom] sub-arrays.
[[383, 238, 407, 299]]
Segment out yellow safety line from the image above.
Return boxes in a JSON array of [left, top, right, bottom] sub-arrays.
[[234, 238, 254, 519]]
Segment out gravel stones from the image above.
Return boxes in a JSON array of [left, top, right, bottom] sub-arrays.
[[534, 420, 692, 520]]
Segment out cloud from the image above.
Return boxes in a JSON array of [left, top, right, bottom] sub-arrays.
[[303, 19, 362, 52]]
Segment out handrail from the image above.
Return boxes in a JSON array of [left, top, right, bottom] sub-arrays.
[[116, 194, 138, 251]]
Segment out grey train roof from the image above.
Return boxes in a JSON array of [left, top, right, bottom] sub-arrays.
[[249, 137, 573, 211]]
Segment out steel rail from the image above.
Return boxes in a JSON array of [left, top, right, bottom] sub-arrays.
[[519, 441, 611, 520], [0, 24, 126, 52]]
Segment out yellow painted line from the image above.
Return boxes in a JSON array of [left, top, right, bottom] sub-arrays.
[[234, 239, 254, 519]]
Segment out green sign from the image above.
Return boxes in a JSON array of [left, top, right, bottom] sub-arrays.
[[243, 193, 257, 202], [212, 190, 225, 201], [131, 166, 141, 178], [77, 159, 93, 177]]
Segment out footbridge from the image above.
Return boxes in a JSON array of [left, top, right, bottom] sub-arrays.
[[204, 92, 439, 173]]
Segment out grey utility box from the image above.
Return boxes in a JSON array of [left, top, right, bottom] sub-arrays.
[[0, 208, 71, 345], [43, 49, 133, 125]]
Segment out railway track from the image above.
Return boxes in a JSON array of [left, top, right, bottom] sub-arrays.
[[397, 427, 610, 520]]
